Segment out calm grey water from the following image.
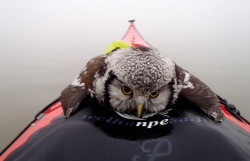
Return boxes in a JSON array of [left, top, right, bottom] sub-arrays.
[[1, 0, 250, 153]]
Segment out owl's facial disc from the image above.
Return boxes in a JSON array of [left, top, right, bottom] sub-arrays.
[[108, 78, 172, 117]]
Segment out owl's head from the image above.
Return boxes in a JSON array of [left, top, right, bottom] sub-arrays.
[[96, 46, 181, 117]]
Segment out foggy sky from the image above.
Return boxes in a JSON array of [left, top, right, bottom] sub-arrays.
[[1, 0, 249, 56]]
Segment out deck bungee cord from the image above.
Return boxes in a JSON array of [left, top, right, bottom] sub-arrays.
[[217, 95, 250, 124]]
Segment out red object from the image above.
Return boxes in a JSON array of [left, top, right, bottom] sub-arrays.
[[220, 104, 250, 133], [122, 20, 151, 47]]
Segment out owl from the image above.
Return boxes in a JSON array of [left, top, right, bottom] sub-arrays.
[[60, 46, 224, 121]]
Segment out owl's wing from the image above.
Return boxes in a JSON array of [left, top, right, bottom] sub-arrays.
[[175, 65, 224, 121], [60, 55, 107, 118]]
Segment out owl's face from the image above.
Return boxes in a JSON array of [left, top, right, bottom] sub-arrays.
[[96, 46, 179, 117], [108, 78, 173, 117]]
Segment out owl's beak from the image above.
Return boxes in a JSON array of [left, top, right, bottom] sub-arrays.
[[137, 103, 143, 117]]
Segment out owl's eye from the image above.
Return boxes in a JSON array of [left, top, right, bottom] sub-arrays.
[[150, 91, 159, 98], [121, 86, 132, 95]]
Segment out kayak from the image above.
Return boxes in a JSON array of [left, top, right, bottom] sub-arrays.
[[0, 20, 249, 161]]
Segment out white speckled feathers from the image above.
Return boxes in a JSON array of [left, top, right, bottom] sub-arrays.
[[106, 47, 175, 90], [94, 47, 178, 103]]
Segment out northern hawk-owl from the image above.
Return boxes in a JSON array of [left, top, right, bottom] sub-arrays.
[[60, 46, 224, 121]]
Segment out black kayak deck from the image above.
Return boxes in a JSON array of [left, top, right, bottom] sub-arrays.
[[4, 97, 250, 161]]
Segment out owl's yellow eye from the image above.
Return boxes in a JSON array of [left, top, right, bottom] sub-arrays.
[[150, 91, 159, 98], [121, 86, 132, 95]]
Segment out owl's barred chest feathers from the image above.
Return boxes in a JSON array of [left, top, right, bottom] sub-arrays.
[[61, 46, 224, 121]]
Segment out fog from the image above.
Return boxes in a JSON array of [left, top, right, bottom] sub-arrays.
[[0, 0, 250, 151]]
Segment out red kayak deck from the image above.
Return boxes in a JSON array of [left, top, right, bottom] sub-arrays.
[[122, 20, 151, 47]]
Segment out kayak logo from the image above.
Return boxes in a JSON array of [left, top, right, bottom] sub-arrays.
[[132, 139, 172, 161], [82, 114, 169, 129], [82, 114, 209, 129], [136, 119, 169, 129]]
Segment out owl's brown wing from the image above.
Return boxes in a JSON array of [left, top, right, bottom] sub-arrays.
[[175, 65, 224, 121], [60, 55, 107, 118]]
